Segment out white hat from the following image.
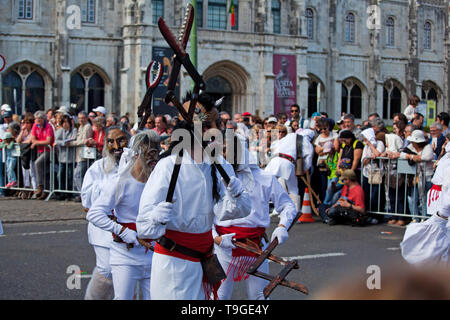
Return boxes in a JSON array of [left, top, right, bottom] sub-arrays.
[[93, 106, 106, 115], [57, 106, 70, 114], [1, 104, 12, 112], [407, 130, 427, 144], [267, 117, 277, 123]]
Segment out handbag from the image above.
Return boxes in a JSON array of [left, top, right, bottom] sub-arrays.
[[81, 146, 96, 160], [368, 168, 382, 184]]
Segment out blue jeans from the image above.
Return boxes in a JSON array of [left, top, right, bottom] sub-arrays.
[[74, 161, 88, 191], [6, 155, 17, 184], [324, 177, 343, 205], [0, 153, 4, 195]]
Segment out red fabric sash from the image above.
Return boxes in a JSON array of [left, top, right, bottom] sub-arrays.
[[215, 225, 265, 257], [154, 229, 220, 300], [428, 184, 442, 206], [215, 225, 266, 283], [278, 153, 295, 164]]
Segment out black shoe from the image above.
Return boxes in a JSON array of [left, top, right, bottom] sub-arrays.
[[328, 218, 337, 226]]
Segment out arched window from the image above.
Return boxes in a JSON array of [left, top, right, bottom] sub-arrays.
[[205, 76, 232, 115], [341, 85, 348, 115], [25, 71, 45, 114], [208, 0, 227, 30], [70, 67, 106, 113], [341, 81, 362, 119], [349, 85, 361, 118], [70, 73, 85, 112], [2, 71, 22, 114], [344, 12, 355, 43], [386, 17, 395, 47], [88, 74, 105, 113], [305, 8, 314, 40], [272, 0, 281, 34], [383, 84, 402, 119], [424, 22, 432, 49], [152, 0, 164, 24], [308, 81, 318, 117]]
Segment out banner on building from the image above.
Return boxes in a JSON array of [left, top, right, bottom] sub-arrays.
[[151, 47, 180, 117], [273, 54, 296, 115], [426, 100, 436, 127]]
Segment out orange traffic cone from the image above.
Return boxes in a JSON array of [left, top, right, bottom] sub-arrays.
[[298, 188, 315, 223]]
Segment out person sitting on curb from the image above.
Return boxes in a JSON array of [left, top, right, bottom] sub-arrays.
[[319, 169, 366, 226]]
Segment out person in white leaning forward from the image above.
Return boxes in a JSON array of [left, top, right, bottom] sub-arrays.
[[213, 134, 298, 300], [136, 92, 252, 300], [87, 131, 161, 299], [82, 125, 130, 300], [401, 183, 450, 266], [264, 129, 314, 212]]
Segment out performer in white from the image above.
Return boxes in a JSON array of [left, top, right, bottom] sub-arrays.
[[401, 183, 449, 266], [264, 129, 314, 212], [82, 125, 130, 300], [426, 143, 450, 216], [136, 93, 252, 300], [213, 134, 297, 300], [87, 131, 161, 300]]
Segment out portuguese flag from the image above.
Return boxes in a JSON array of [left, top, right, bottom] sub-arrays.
[[229, 0, 236, 27]]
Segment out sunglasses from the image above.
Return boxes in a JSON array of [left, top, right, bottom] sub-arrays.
[[320, 127, 329, 131], [291, 109, 299, 113]]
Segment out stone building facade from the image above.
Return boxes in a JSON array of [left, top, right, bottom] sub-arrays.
[[0, 0, 448, 123]]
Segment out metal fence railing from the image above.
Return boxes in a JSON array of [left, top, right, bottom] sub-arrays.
[[360, 156, 434, 220], [0, 144, 97, 201]]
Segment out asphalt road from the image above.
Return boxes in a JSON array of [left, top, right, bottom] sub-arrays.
[[0, 217, 408, 300]]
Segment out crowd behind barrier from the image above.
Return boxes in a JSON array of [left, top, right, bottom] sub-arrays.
[[0, 99, 449, 226]]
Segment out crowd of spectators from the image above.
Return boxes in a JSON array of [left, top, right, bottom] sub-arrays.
[[0, 95, 448, 227]]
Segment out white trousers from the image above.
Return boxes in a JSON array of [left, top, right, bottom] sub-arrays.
[[93, 245, 111, 278], [215, 245, 269, 300], [111, 265, 151, 300], [150, 253, 205, 300], [22, 160, 37, 189]]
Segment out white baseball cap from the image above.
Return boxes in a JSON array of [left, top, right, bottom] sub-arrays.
[[93, 106, 106, 115], [1, 104, 12, 112], [267, 117, 277, 123]]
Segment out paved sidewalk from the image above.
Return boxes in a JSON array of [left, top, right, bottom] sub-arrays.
[[0, 197, 85, 223]]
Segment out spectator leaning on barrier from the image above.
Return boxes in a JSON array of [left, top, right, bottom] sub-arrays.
[[337, 129, 364, 183], [54, 114, 78, 199], [16, 114, 37, 199], [30, 110, 55, 200], [87, 116, 106, 158], [412, 113, 425, 131], [400, 130, 434, 221], [320, 169, 366, 226], [429, 122, 445, 159], [69, 111, 93, 201]]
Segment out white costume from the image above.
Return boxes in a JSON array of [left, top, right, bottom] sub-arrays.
[[136, 153, 252, 300], [214, 137, 297, 300], [264, 130, 314, 211], [426, 143, 450, 216], [81, 157, 116, 300], [401, 184, 450, 266], [87, 148, 153, 300]]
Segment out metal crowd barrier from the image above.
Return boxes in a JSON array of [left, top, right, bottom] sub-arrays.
[[0, 144, 97, 201], [360, 156, 435, 220]]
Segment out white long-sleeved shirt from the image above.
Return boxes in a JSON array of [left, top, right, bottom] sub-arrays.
[[214, 166, 297, 229], [264, 132, 314, 181], [400, 214, 449, 266], [86, 172, 150, 265], [136, 153, 252, 240], [81, 158, 117, 247]]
